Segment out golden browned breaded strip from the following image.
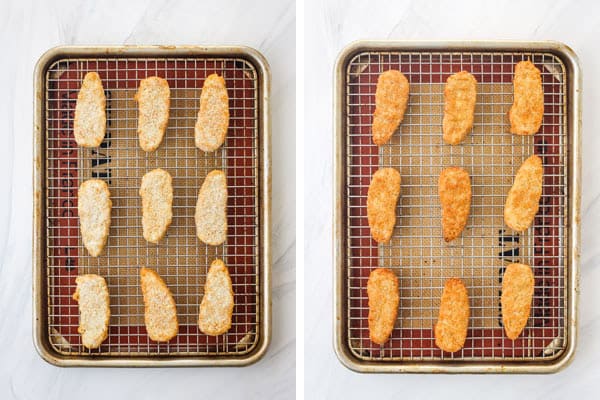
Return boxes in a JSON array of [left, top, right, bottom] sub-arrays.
[[140, 168, 173, 243], [78, 179, 112, 257], [72, 274, 110, 349], [140, 267, 179, 342], [74, 72, 106, 147], [435, 278, 470, 353], [443, 71, 477, 145], [367, 268, 399, 345], [367, 168, 401, 243], [134, 76, 170, 152], [372, 70, 410, 145], [198, 259, 234, 336], [509, 61, 544, 135], [195, 170, 228, 246], [501, 263, 534, 340], [439, 167, 471, 242], [504, 155, 543, 232], [195, 74, 229, 152]]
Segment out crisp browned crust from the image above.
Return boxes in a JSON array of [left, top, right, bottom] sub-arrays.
[[198, 259, 234, 336], [509, 61, 544, 135], [501, 263, 534, 340], [134, 76, 170, 152], [443, 71, 477, 145], [74, 72, 106, 147], [78, 179, 112, 257], [195, 74, 229, 152], [367, 168, 401, 243], [195, 170, 228, 246], [372, 70, 410, 145], [140, 267, 179, 342], [140, 168, 173, 243], [439, 167, 471, 242], [367, 268, 399, 345], [72, 274, 110, 349], [504, 155, 543, 232], [435, 278, 470, 353]]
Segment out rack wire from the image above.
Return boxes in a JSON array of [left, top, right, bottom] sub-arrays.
[[44, 57, 260, 356], [344, 51, 568, 361]]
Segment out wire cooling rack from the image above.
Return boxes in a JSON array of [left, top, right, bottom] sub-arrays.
[[44, 56, 260, 357], [344, 51, 568, 362]]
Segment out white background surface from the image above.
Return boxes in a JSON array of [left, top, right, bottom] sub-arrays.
[[305, 0, 598, 398], [0, 0, 295, 399]]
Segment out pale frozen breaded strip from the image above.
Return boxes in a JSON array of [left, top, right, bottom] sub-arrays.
[[367, 168, 401, 243], [195, 74, 230, 152], [195, 170, 228, 246], [501, 263, 534, 340], [72, 274, 110, 349], [134, 76, 170, 152], [140, 168, 173, 243], [504, 155, 543, 232], [367, 268, 399, 345], [372, 70, 410, 145], [78, 179, 112, 257], [140, 267, 179, 342], [198, 259, 234, 336], [509, 61, 544, 135], [74, 72, 106, 147], [443, 71, 477, 145], [435, 278, 470, 353], [439, 167, 471, 242]]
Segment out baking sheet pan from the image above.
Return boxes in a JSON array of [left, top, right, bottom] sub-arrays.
[[333, 40, 581, 373], [33, 45, 271, 367]]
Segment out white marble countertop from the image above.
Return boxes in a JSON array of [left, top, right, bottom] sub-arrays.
[[0, 0, 295, 399], [305, 0, 599, 398]]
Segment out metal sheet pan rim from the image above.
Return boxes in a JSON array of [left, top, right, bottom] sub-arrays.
[[33, 45, 272, 367], [333, 40, 581, 374]]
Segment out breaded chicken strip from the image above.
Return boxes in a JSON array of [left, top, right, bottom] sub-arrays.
[[140, 267, 179, 342], [140, 168, 173, 244], [367, 268, 399, 345], [501, 263, 534, 340], [509, 61, 544, 135], [73, 274, 110, 349], [372, 70, 409, 145], [443, 71, 477, 145], [504, 155, 543, 232], [78, 179, 112, 257], [367, 168, 401, 243], [74, 72, 106, 147], [439, 167, 471, 242], [199, 259, 234, 336], [195, 74, 229, 152], [195, 170, 228, 246], [435, 278, 470, 353], [135, 76, 170, 152]]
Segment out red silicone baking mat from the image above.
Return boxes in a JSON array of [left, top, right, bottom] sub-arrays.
[[44, 56, 260, 357], [344, 51, 567, 362]]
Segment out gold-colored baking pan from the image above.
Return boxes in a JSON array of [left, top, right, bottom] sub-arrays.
[[333, 40, 581, 373], [33, 45, 271, 367]]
